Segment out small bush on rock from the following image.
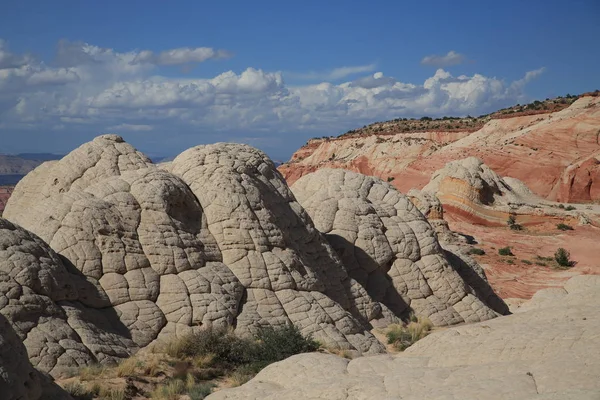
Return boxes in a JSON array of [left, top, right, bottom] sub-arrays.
[[554, 248, 575, 268], [498, 247, 514, 256], [556, 223, 573, 231], [167, 325, 319, 375], [507, 214, 523, 231], [467, 248, 485, 255]]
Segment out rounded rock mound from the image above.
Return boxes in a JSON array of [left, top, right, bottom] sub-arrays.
[[2, 136, 388, 378], [291, 168, 502, 325]]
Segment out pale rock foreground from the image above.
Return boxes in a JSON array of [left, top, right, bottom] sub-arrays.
[[1, 135, 501, 381], [208, 275, 600, 400]]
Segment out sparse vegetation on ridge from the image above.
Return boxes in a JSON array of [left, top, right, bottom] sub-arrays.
[[59, 325, 320, 400], [330, 93, 586, 141], [498, 247, 514, 256]]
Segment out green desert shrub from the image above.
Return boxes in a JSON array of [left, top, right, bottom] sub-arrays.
[[554, 248, 575, 268], [556, 223, 573, 231], [467, 248, 485, 256], [166, 324, 318, 376], [498, 246, 514, 256]]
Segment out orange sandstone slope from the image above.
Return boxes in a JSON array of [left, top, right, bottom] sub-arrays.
[[280, 95, 600, 203]]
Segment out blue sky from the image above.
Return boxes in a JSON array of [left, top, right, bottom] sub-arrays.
[[0, 0, 598, 160]]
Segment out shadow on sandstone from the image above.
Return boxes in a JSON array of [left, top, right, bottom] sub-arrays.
[[325, 234, 411, 323], [443, 249, 510, 315]]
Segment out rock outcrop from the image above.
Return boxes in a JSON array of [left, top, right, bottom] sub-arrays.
[[280, 96, 600, 203], [207, 274, 600, 400], [291, 169, 506, 325], [412, 156, 600, 228], [0, 135, 507, 380]]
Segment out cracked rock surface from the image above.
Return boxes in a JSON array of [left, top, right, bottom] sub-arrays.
[[1, 136, 389, 379], [0, 305, 71, 399], [291, 168, 503, 325], [208, 274, 600, 400], [1, 136, 507, 386]]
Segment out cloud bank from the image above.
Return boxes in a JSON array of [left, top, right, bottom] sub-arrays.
[[0, 40, 545, 154]]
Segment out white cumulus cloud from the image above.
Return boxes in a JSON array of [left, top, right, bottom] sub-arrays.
[[0, 39, 547, 154]]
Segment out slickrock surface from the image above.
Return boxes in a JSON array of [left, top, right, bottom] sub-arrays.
[[207, 275, 600, 400], [448, 220, 600, 299], [280, 96, 600, 203], [291, 169, 506, 326]]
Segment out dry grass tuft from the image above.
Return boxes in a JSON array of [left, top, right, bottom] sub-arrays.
[[78, 363, 106, 381], [115, 356, 141, 378], [386, 316, 433, 351]]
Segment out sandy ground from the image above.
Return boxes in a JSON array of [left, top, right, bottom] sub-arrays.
[[448, 220, 600, 299]]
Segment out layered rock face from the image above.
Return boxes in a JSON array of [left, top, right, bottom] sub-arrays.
[[280, 96, 600, 203], [291, 169, 505, 326], [413, 156, 599, 227], [208, 275, 600, 400], [419, 156, 526, 225]]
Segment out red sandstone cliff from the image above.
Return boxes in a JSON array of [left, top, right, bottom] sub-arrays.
[[280, 96, 600, 203]]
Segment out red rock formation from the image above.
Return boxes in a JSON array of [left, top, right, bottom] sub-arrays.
[[280, 96, 600, 203], [0, 186, 13, 216]]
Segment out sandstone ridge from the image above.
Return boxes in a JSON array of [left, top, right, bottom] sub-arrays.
[[0, 135, 503, 384], [280, 95, 600, 203]]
